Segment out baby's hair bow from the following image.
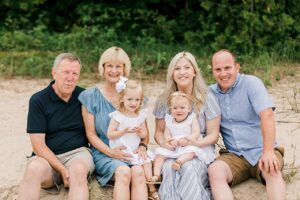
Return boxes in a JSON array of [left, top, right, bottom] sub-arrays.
[[115, 76, 128, 93]]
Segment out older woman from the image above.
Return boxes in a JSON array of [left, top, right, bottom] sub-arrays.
[[79, 47, 149, 200], [153, 51, 221, 200]]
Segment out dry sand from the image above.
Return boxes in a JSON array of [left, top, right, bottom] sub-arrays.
[[0, 70, 299, 200]]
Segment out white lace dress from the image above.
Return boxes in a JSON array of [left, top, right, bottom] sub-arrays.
[[155, 112, 215, 165], [109, 109, 154, 165]]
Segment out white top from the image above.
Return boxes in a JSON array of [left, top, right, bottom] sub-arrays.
[[165, 112, 195, 139], [109, 109, 154, 165]]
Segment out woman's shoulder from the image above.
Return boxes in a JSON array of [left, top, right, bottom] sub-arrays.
[[80, 87, 108, 101]]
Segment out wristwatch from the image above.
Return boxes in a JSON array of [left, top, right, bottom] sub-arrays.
[[139, 142, 148, 150]]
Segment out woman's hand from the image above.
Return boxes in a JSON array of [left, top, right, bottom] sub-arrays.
[[110, 146, 132, 162]]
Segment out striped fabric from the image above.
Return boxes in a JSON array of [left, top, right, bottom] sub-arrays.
[[158, 158, 211, 200]]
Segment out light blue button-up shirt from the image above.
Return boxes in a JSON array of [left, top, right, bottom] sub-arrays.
[[210, 73, 275, 166]]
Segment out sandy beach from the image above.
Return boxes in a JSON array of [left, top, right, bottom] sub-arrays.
[[0, 69, 299, 199]]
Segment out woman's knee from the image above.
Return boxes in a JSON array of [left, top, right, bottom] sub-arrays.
[[115, 166, 131, 184], [131, 165, 145, 180]]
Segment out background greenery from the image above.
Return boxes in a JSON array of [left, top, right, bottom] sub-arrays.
[[0, 0, 299, 84]]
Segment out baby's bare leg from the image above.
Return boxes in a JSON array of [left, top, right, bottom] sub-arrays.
[[143, 162, 157, 191], [153, 154, 166, 177], [172, 152, 195, 170]]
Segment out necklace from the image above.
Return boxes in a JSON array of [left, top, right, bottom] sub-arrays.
[[174, 115, 189, 123]]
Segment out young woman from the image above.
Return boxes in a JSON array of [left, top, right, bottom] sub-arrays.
[[153, 51, 221, 200]]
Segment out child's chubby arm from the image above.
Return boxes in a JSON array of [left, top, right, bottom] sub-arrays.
[[163, 127, 177, 150], [133, 121, 148, 139], [179, 118, 201, 146], [107, 118, 131, 139]]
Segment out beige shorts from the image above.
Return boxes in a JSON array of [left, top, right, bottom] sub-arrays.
[[28, 147, 94, 193], [216, 147, 284, 186]]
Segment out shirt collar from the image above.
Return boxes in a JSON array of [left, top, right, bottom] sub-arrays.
[[49, 80, 74, 103], [216, 73, 240, 94]]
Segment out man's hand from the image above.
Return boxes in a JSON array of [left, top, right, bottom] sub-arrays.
[[59, 166, 70, 188], [259, 150, 280, 175]]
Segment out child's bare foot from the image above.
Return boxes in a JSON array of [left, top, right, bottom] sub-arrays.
[[171, 160, 182, 171]]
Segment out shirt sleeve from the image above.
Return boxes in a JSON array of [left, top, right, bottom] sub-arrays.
[[78, 87, 98, 115], [246, 76, 274, 114], [27, 96, 47, 134], [152, 99, 168, 119], [203, 91, 221, 120]]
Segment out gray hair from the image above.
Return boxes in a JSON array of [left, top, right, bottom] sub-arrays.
[[53, 53, 82, 69]]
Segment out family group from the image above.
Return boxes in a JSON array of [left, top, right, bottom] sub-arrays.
[[17, 46, 285, 200]]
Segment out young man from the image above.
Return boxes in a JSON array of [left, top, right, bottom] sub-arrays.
[[208, 49, 285, 200], [18, 53, 94, 200]]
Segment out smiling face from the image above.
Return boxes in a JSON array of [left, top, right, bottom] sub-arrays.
[[52, 59, 81, 100], [172, 57, 196, 88], [212, 51, 240, 92], [121, 87, 142, 114], [103, 59, 125, 84], [169, 95, 191, 122]]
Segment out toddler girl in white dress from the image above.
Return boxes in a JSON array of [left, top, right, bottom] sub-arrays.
[[107, 77, 159, 200], [150, 91, 214, 183]]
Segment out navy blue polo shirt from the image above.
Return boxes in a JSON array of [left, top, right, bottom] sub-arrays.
[[27, 81, 88, 155]]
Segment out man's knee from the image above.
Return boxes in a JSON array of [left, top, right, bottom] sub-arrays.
[[262, 170, 284, 184], [68, 160, 90, 183], [208, 161, 232, 183], [25, 157, 51, 178]]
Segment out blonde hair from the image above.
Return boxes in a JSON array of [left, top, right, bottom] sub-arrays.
[[168, 91, 193, 107], [155, 51, 207, 115], [98, 46, 131, 77], [118, 80, 144, 114]]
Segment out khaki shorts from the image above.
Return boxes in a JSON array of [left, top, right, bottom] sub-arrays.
[[216, 147, 284, 186], [28, 147, 95, 194]]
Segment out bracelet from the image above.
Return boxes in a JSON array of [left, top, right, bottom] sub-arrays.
[[139, 143, 148, 150]]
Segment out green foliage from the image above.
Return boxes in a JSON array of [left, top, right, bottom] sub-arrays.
[[0, 0, 299, 82]]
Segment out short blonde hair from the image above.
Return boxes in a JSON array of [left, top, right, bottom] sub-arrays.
[[155, 51, 207, 115], [53, 53, 82, 69], [98, 46, 131, 77], [118, 80, 144, 114]]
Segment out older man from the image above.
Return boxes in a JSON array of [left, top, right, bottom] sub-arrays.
[[208, 49, 285, 200], [18, 53, 94, 200]]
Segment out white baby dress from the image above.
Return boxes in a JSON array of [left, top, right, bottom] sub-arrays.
[[109, 109, 154, 165], [155, 112, 215, 165]]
